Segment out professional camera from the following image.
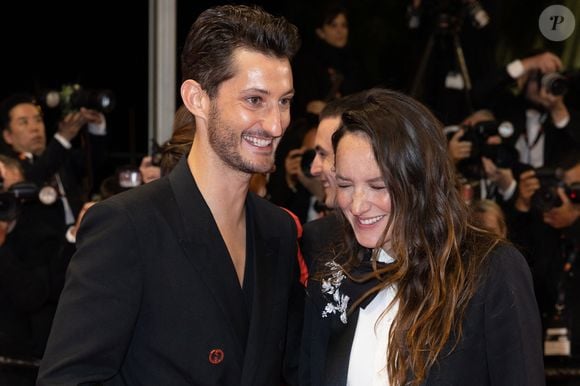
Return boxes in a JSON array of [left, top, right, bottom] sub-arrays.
[[0, 181, 40, 221], [531, 167, 580, 212], [446, 119, 516, 180], [43, 83, 116, 115], [415, 0, 490, 31], [463, 0, 490, 29], [463, 120, 514, 165], [534, 71, 570, 96]]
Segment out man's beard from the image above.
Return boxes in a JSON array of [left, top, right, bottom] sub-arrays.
[[207, 103, 275, 174]]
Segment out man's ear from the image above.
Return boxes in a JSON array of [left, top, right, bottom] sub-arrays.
[[181, 80, 209, 122], [2, 129, 13, 146], [315, 28, 325, 40]]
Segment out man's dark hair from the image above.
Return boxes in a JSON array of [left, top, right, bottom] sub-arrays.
[[0, 93, 38, 131], [180, 4, 301, 98], [319, 90, 371, 121]]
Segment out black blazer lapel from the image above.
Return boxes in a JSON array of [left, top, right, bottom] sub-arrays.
[[240, 195, 280, 386], [166, 157, 248, 358], [324, 310, 359, 386]]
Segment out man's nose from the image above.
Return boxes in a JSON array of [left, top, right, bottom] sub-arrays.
[[262, 106, 284, 137]]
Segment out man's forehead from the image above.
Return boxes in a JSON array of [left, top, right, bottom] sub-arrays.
[[12, 103, 41, 116], [231, 48, 290, 73], [316, 116, 341, 141]]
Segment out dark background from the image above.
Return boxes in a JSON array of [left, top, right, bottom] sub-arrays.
[[0, 0, 577, 186]]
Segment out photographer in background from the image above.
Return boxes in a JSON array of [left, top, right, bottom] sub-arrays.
[[473, 50, 580, 170], [0, 93, 108, 239], [268, 116, 325, 224], [510, 153, 580, 383], [407, 0, 499, 124], [446, 109, 521, 208], [0, 154, 67, 386]]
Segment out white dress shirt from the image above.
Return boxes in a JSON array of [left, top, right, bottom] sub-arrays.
[[347, 249, 398, 386]]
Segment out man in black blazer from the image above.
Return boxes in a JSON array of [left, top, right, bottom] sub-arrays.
[[37, 5, 303, 386], [300, 91, 371, 267], [299, 92, 369, 385]]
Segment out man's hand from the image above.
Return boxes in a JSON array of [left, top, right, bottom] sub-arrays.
[[515, 169, 540, 212], [79, 108, 105, 125], [448, 129, 472, 163], [521, 51, 562, 75], [57, 111, 87, 141], [481, 157, 515, 192]]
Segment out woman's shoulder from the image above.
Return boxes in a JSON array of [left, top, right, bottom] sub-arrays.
[[486, 241, 529, 270], [479, 241, 535, 294]]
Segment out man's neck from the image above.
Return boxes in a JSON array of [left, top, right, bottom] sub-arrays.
[[187, 141, 249, 223]]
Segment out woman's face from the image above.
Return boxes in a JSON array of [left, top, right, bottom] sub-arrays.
[[335, 132, 393, 250], [316, 13, 349, 48]]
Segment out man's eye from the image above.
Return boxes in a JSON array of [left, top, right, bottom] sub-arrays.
[[280, 97, 293, 107], [247, 97, 262, 105]]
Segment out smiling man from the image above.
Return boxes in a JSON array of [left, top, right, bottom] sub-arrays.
[[37, 5, 303, 386], [299, 92, 370, 268]]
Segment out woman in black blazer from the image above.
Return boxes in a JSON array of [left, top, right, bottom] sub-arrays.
[[300, 88, 545, 386]]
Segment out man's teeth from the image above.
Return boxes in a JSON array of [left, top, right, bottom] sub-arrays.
[[243, 135, 272, 147]]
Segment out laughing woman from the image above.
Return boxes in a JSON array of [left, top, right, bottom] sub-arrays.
[[299, 88, 545, 386]]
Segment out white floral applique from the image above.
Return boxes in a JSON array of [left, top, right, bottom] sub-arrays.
[[320, 261, 350, 324]]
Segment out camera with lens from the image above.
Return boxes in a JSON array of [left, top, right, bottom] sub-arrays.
[[531, 167, 580, 212], [534, 71, 570, 96], [0, 181, 40, 221], [447, 119, 516, 179], [424, 0, 490, 33], [463, 0, 490, 29], [42, 83, 116, 115]]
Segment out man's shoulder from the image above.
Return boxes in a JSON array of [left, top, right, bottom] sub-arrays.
[[303, 211, 341, 237], [249, 194, 297, 232], [99, 177, 172, 214], [301, 212, 342, 266], [251, 192, 288, 214]]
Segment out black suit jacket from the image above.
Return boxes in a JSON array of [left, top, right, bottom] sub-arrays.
[[300, 243, 545, 386], [300, 212, 342, 270], [37, 157, 303, 386], [299, 212, 342, 386]]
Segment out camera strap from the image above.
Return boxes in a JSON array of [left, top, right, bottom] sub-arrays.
[[519, 110, 547, 167], [544, 242, 578, 357], [523, 110, 546, 149], [54, 173, 75, 225]]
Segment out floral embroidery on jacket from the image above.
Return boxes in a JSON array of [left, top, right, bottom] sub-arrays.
[[320, 260, 349, 324]]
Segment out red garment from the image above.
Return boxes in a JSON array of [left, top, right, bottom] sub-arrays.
[[280, 207, 309, 286]]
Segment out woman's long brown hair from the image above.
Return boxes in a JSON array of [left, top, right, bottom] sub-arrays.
[[330, 89, 500, 385]]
